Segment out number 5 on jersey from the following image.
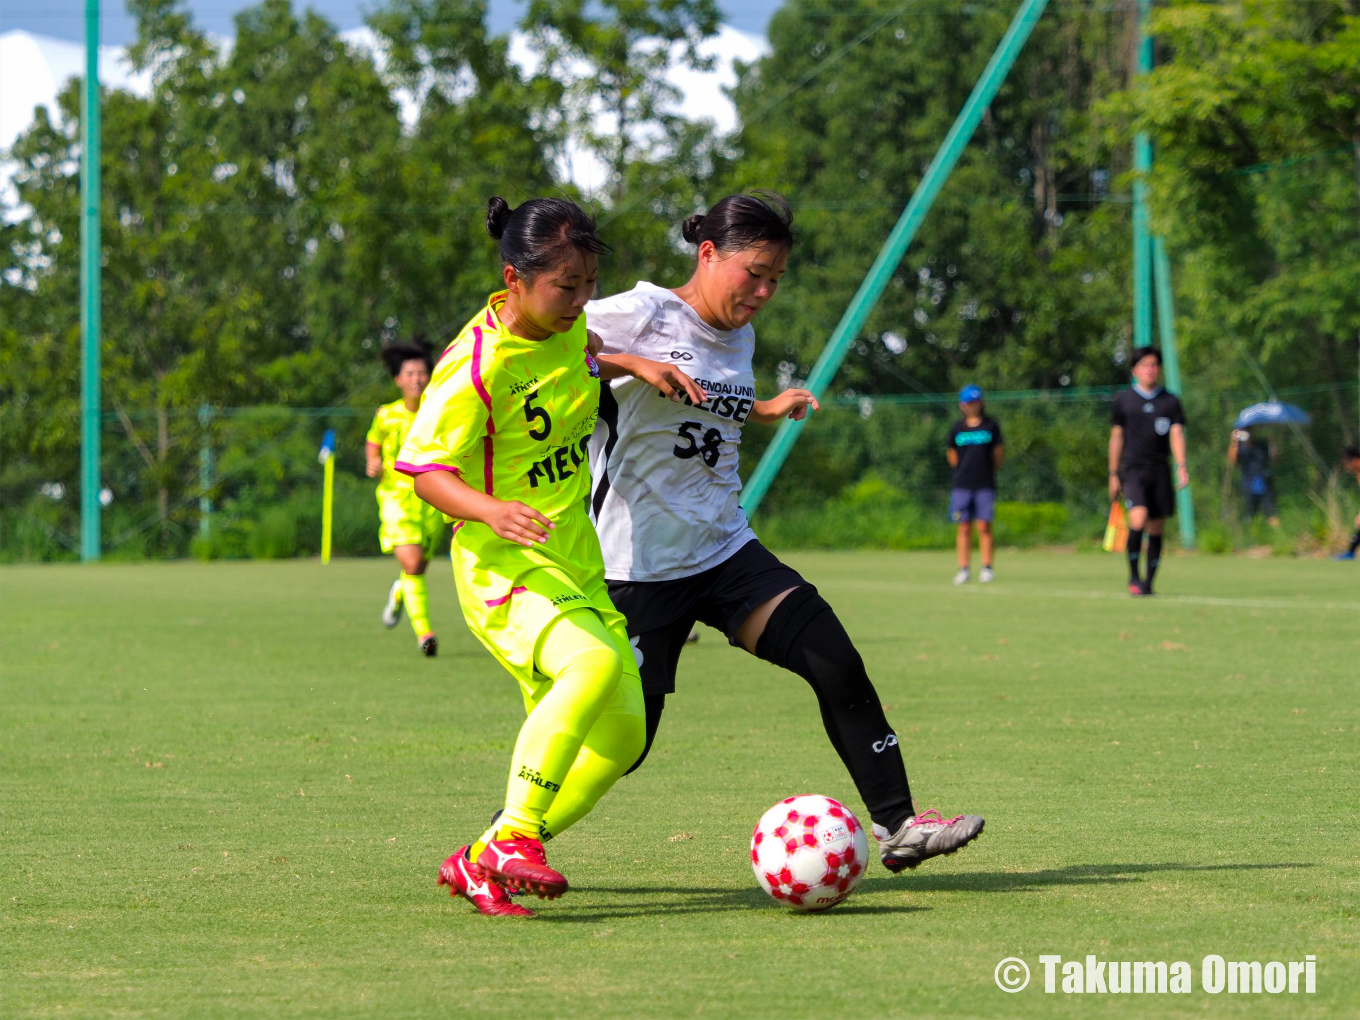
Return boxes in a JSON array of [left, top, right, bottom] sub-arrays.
[[674, 420, 723, 467], [524, 390, 552, 440]]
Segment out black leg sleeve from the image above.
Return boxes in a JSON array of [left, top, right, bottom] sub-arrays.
[[1145, 533, 1163, 588], [754, 587, 914, 832], [624, 694, 666, 776]]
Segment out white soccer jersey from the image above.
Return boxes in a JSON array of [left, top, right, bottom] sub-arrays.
[[587, 281, 759, 582]]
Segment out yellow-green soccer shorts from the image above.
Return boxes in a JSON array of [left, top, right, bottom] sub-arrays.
[[378, 491, 445, 556], [449, 518, 641, 704]]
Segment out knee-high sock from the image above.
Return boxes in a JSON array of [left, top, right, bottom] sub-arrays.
[[1145, 533, 1163, 588], [1126, 528, 1145, 582], [483, 609, 624, 848], [623, 694, 666, 776], [755, 586, 915, 833], [540, 684, 646, 840], [400, 572, 431, 637]]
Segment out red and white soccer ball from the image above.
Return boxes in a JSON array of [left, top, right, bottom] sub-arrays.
[[750, 795, 869, 912]]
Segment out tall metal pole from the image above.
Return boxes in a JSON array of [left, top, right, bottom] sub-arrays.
[[80, 0, 103, 561], [1153, 237, 1195, 547], [741, 0, 1051, 516], [1131, 0, 1153, 351]]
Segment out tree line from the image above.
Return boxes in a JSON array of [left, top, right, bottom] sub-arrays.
[[3, 0, 1358, 559]]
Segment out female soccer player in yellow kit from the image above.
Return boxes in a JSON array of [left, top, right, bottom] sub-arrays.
[[397, 197, 703, 917], [366, 342, 444, 656]]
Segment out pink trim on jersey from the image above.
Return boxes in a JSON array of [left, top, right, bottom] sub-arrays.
[[450, 521, 464, 537], [484, 585, 528, 608], [471, 325, 496, 495], [395, 460, 459, 477]]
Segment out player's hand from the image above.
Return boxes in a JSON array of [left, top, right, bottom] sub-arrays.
[[485, 500, 555, 547], [586, 329, 604, 359], [754, 389, 820, 424], [1176, 464, 1190, 490], [631, 358, 707, 405], [1108, 475, 1121, 502], [366, 457, 382, 478]]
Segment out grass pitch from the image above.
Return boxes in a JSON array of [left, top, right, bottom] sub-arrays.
[[3, 550, 1357, 1019]]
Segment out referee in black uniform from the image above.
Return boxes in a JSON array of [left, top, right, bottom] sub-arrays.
[[1108, 347, 1189, 595]]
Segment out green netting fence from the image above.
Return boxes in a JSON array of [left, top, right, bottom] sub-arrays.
[[3, 382, 1356, 562]]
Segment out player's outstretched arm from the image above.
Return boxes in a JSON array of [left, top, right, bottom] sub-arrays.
[[413, 471, 555, 548], [751, 389, 819, 424], [596, 353, 707, 405]]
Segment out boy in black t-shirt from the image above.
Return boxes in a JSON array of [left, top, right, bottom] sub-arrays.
[[946, 385, 1005, 584], [1108, 347, 1189, 595]]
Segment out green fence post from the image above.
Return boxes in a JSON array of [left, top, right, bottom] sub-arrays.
[[740, 0, 1050, 516], [80, 0, 102, 561], [1131, 0, 1153, 352], [198, 405, 214, 540], [1153, 237, 1196, 548]]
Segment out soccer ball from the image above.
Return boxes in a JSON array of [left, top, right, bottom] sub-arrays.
[[750, 795, 869, 912]]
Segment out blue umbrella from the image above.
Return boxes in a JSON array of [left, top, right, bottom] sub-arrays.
[[1233, 402, 1311, 429]]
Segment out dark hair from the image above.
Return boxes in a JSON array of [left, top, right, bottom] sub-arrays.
[[380, 339, 432, 378], [1343, 446, 1360, 462], [485, 196, 612, 279], [681, 190, 797, 253], [1130, 346, 1162, 368]]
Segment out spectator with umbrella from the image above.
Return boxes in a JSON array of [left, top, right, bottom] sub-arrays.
[[1227, 402, 1311, 528]]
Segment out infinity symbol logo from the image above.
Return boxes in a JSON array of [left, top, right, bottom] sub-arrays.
[[872, 734, 898, 753]]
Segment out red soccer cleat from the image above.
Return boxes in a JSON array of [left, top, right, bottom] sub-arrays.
[[438, 847, 534, 917], [475, 838, 569, 899]]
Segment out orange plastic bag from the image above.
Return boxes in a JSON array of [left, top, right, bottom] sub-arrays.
[[1102, 501, 1128, 553]]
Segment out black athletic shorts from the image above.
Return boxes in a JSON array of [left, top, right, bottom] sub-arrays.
[[1121, 462, 1176, 519], [606, 539, 806, 696]]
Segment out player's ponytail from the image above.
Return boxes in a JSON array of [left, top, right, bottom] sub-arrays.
[[485, 196, 613, 279], [682, 191, 797, 253]]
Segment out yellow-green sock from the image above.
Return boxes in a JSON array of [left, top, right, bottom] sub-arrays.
[[400, 572, 431, 637]]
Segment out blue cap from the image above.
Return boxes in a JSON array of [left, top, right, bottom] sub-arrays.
[[959, 384, 983, 403]]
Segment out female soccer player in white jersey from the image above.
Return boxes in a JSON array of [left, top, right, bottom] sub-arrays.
[[398, 197, 704, 916], [588, 192, 985, 873]]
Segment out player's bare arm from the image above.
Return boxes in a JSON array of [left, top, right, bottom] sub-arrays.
[[1171, 423, 1189, 488], [596, 352, 708, 405], [365, 441, 382, 478], [750, 388, 819, 424], [1108, 425, 1124, 501], [993, 444, 1005, 470], [413, 470, 554, 548]]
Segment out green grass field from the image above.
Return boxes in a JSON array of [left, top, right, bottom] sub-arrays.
[[3, 551, 1357, 1018]]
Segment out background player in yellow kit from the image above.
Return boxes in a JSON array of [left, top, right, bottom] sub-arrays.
[[366, 342, 444, 656], [398, 196, 703, 917]]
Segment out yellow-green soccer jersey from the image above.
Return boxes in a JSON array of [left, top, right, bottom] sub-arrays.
[[397, 292, 634, 691], [366, 399, 444, 554]]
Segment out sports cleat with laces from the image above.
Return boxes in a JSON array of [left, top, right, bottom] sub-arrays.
[[952, 568, 970, 586], [873, 809, 985, 872], [1128, 580, 1150, 596], [420, 634, 438, 657], [979, 566, 994, 583], [438, 847, 534, 917], [382, 580, 404, 628], [475, 838, 568, 899]]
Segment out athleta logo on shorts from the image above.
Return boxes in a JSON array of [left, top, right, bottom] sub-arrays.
[[873, 734, 899, 753], [516, 765, 561, 793], [549, 593, 587, 607]]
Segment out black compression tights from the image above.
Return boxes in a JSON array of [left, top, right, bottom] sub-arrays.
[[625, 588, 915, 832]]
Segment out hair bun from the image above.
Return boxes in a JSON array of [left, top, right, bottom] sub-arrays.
[[486, 196, 513, 240], [681, 213, 706, 244]]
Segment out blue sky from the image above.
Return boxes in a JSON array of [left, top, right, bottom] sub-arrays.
[[3, 0, 781, 44]]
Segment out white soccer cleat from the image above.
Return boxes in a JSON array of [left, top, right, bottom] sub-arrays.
[[952, 568, 970, 585], [874, 810, 985, 872], [979, 566, 994, 583], [382, 579, 404, 628]]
